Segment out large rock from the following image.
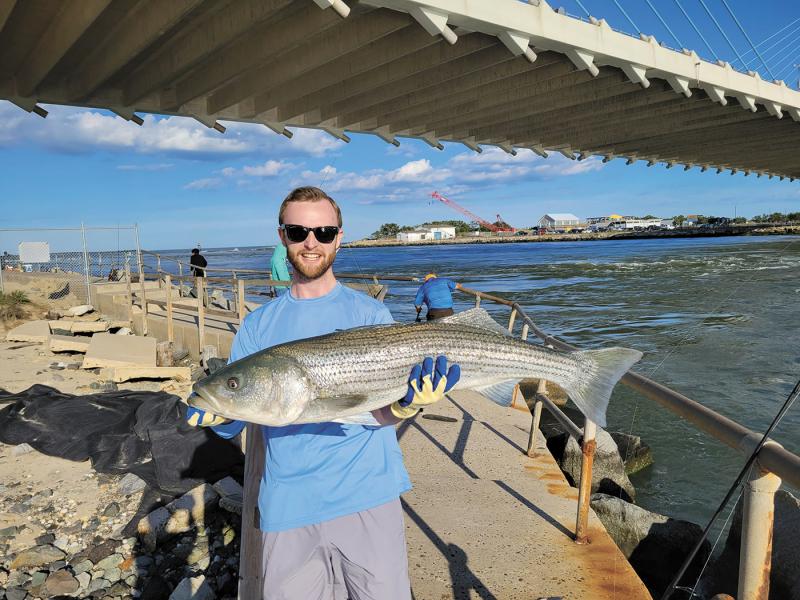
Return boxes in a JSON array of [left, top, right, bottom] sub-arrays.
[[49, 334, 90, 353], [66, 304, 94, 316], [82, 332, 156, 369], [609, 431, 654, 475], [43, 570, 80, 596], [698, 489, 800, 599], [10, 544, 66, 569], [548, 428, 636, 501], [591, 493, 710, 596]]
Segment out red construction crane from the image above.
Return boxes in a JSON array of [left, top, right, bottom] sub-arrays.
[[430, 191, 515, 233]]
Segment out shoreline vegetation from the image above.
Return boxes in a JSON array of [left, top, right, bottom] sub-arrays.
[[345, 224, 800, 248]]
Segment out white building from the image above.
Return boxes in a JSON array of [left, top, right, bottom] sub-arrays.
[[427, 226, 456, 240], [538, 213, 581, 229], [396, 226, 456, 242]]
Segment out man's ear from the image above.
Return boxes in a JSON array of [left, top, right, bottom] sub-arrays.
[[277, 228, 287, 246], [335, 229, 343, 252]]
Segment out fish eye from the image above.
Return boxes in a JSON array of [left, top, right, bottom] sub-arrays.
[[226, 377, 240, 390]]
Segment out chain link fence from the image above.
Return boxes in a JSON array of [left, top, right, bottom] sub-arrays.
[[0, 226, 141, 307]]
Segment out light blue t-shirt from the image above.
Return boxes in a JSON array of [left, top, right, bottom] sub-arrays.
[[213, 283, 412, 532]]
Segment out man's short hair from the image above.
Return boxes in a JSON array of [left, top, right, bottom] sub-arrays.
[[191, 248, 200, 255], [278, 187, 342, 227]]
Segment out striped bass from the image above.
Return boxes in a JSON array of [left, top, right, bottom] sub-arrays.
[[188, 308, 642, 427]]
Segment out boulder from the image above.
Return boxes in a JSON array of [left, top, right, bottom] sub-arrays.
[[10, 544, 66, 569], [591, 493, 710, 596], [698, 489, 800, 599], [548, 428, 636, 501], [43, 570, 80, 596], [609, 431, 654, 475]]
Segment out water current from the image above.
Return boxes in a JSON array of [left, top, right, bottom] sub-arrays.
[[150, 236, 800, 528]]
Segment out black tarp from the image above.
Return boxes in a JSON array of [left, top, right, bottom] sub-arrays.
[[0, 385, 243, 496]]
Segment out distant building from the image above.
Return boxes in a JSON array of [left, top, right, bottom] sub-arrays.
[[396, 226, 456, 242], [684, 214, 700, 226], [538, 213, 581, 229]]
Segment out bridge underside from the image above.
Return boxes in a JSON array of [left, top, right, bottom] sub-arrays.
[[1, 0, 798, 179]]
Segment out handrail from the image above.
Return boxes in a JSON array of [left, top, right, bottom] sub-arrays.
[[508, 302, 800, 489]]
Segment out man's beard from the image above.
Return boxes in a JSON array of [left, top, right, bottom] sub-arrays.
[[286, 245, 337, 281]]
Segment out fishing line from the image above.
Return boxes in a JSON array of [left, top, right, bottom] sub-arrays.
[[687, 469, 748, 599], [661, 376, 800, 600]]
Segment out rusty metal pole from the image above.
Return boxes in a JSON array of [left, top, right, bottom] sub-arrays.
[[527, 379, 546, 458], [575, 418, 597, 544], [738, 461, 781, 600]]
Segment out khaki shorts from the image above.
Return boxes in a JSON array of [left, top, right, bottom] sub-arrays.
[[261, 499, 411, 600]]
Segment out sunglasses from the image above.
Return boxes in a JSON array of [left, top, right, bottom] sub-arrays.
[[280, 224, 340, 244]]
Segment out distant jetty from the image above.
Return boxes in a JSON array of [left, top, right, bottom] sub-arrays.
[[345, 224, 800, 248]]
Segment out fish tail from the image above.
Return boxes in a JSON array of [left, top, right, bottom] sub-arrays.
[[562, 347, 643, 428]]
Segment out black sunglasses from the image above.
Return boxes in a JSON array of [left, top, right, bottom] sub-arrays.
[[280, 224, 340, 244]]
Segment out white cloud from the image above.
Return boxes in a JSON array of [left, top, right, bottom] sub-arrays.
[[241, 159, 291, 177], [183, 178, 223, 190], [0, 101, 342, 159]]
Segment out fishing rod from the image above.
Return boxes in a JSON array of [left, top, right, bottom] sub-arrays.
[[660, 376, 800, 600]]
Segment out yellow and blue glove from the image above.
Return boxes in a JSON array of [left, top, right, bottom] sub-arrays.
[[390, 356, 460, 419], [185, 404, 230, 427]]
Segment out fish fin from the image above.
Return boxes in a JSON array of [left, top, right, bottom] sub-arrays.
[[330, 411, 381, 426], [561, 347, 643, 428], [438, 308, 511, 336], [472, 379, 522, 407]]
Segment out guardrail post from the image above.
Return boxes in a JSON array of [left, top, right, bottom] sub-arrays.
[[238, 279, 246, 324], [527, 379, 546, 457], [575, 418, 597, 544], [475, 295, 481, 308], [124, 263, 134, 327], [738, 461, 781, 600], [197, 277, 206, 354], [165, 274, 174, 343], [507, 308, 517, 333], [137, 258, 148, 336]]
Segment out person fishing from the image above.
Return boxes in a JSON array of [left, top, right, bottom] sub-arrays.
[[269, 241, 290, 295], [414, 272, 458, 321], [186, 186, 461, 600], [189, 247, 207, 277]]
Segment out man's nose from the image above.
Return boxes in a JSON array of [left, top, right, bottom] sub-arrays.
[[303, 231, 319, 248]]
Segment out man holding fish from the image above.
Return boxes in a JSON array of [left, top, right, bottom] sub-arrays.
[[186, 186, 461, 600]]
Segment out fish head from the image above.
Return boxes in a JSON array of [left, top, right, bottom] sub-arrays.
[[189, 354, 311, 426]]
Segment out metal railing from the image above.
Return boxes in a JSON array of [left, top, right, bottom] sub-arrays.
[[455, 283, 796, 600]]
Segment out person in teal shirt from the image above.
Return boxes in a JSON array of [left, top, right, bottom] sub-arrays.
[[269, 242, 290, 295], [186, 187, 460, 600]]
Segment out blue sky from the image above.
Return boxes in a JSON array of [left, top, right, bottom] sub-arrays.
[[1, 0, 798, 249]]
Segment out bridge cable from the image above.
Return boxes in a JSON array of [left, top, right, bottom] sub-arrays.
[[672, 0, 720, 61], [768, 45, 800, 81], [739, 16, 800, 62], [644, 0, 684, 49], [719, 0, 776, 78], [611, 0, 641, 34], [660, 376, 800, 600], [573, 0, 591, 18], [696, 0, 750, 69], [746, 23, 800, 66]]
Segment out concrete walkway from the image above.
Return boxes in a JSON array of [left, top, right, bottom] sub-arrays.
[[400, 390, 651, 600]]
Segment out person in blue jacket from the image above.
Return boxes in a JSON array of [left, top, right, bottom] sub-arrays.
[[186, 186, 460, 600], [414, 272, 459, 321]]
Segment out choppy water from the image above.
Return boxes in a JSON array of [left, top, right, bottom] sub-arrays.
[[152, 236, 800, 526]]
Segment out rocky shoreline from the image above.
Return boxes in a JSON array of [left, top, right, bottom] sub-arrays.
[[344, 225, 800, 248]]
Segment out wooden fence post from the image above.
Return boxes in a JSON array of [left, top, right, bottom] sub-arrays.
[[238, 279, 246, 324], [165, 274, 174, 343], [137, 258, 148, 336], [178, 263, 185, 297]]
